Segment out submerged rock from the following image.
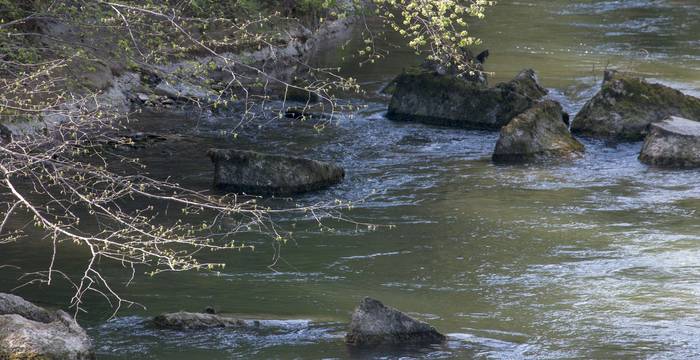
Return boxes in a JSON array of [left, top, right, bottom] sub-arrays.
[[0, 293, 94, 360], [639, 116, 700, 168], [572, 70, 700, 140], [153, 311, 246, 330], [207, 149, 345, 196], [345, 297, 446, 347], [387, 68, 547, 129], [493, 100, 584, 162], [397, 134, 432, 146]]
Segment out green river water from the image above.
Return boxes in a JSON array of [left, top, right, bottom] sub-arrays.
[[2, 0, 700, 359]]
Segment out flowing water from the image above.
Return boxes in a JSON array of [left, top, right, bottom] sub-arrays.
[[3, 1, 700, 359]]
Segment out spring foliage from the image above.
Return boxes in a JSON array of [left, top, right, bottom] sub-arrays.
[[0, 0, 492, 313]]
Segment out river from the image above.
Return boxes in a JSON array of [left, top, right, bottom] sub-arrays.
[[2, 0, 700, 359]]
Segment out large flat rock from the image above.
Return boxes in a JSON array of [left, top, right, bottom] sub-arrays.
[[153, 311, 246, 330], [207, 149, 345, 196], [639, 116, 700, 168], [386, 69, 547, 129]]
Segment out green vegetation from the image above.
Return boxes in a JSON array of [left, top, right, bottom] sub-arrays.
[[0, 0, 493, 312]]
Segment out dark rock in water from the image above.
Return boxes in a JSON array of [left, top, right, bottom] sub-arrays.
[[207, 149, 345, 196], [386, 68, 547, 129], [0, 293, 94, 360], [639, 116, 700, 168], [493, 100, 584, 163], [345, 297, 446, 347], [572, 70, 700, 141], [153, 312, 245, 330], [284, 107, 328, 120], [476, 49, 490, 64], [204, 306, 217, 315], [284, 86, 320, 103], [397, 134, 432, 146]]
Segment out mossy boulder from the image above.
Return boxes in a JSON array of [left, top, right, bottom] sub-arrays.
[[207, 149, 344, 196], [493, 100, 584, 163], [572, 70, 700, 141], [386, 69, 547, 129], [639, 116, 700, 168]]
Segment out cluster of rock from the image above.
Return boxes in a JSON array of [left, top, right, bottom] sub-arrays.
[[0, 16, 354, 139], [573, 70, 700, 168], [386, 62, 582, 162], [0, 293, 95, 360], [387, 63, 700, 168], [2, 292, 445, 358], [153, 297, 447, 348], [572, 70, 700, 141]]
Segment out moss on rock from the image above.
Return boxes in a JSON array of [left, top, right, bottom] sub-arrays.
[[493, 100, 584, 163], [386, 68, 547, 129], [572, 70, 700, 141]]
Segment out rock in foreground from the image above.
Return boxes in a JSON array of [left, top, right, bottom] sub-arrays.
[[153, 312, 246, 330], [345, 297, 446, 347], [639, 116, 700, 168], [387, 69, 547, 129], [493, 100, 584, 162], [572, 70, 700, 140], [0, 293, 94, 360], [207, 149, 345, 196]]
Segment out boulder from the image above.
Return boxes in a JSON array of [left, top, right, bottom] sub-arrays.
[[387, 68, 547, 129], [345, 297, 446, 347], [0, 293, 94, 360], [207, 149, 345, 196], [493, 100, 584, 162], [0, 293, 54, 323], [572, 70, 700, 141], [639, 116, 700, 168], [152, 311, 245, 330]]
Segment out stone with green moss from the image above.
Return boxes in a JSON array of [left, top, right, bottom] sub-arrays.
[[386, 68, 547, 129], [493, 100, 584, 163], [572, 70, 700, 141]]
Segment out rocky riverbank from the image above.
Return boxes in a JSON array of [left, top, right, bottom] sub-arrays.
[[0, 15, 354, 139]]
